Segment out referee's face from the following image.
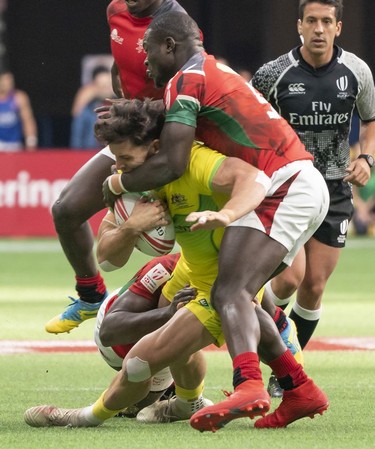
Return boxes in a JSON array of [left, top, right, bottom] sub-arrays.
[[298, 2, 342, 66]]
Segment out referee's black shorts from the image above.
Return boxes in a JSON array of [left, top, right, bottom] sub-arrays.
[[313, 180, 354, 248]]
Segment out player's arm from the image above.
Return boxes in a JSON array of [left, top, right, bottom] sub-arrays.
[[96, 197, 167, 271], [103, 122, 195, 203], [187, 157, 271, 230], [344, 120, 375, 187], [15, 90, 38, 151], [111, 62, 124, 98], [99, 287, 196, 346]]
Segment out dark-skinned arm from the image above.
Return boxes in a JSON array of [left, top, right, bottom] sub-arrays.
[[99, 286, 196, 347], [102, 122, 195, 205]]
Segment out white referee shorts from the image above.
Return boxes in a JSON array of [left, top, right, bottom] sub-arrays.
[[94, 290, 173, 391], [228, 160, 329, 266]]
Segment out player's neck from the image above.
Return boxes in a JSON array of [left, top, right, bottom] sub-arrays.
[[300, 46, 334, 69], [133, 0, 164, 18]]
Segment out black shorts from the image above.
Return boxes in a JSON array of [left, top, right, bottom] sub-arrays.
[[313, 180, 354, 248]]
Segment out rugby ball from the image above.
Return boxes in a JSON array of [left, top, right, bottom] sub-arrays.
[[113, 192, 175, 257]]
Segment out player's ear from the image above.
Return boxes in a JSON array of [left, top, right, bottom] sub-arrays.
[[165, 36, 176, 53], [297, 19, 302, 36], [335, 20, 342, 37], [148, 139, 160, 155]]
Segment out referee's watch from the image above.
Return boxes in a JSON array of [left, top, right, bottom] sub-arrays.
[[357, 154, 374, 168]]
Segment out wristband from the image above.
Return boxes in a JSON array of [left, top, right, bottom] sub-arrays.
[[108, 174, 127, 195], [25, 136, 38, 146]]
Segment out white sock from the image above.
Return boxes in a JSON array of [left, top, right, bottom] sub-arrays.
[[264, 280, 292, 307], [80, 405, 105, 425], [174, 395, 205, 414], [292, 301, 322, 321]]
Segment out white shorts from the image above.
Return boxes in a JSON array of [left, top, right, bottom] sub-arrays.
[[228, 160, 329, 266], [94, 290, 173, 392]]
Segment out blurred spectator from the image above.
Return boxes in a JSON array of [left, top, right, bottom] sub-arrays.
[[0, 70, 38, 151], [70, 66, 114, 150], [237, 67, 252, 82]]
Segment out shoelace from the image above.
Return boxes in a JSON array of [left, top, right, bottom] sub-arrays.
[[222, 390, 232, 398]]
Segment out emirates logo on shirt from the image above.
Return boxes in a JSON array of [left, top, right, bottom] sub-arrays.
[[111, 29, 124, 45]]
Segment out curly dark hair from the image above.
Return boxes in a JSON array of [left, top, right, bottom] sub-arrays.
[[94, 98, 165, 146], [299, 0, 343, 21]]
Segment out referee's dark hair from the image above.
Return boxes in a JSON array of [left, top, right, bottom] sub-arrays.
[[299, 0, 343, 21]]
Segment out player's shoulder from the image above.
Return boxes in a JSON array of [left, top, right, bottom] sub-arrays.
[[154, 0, 187, 17], [252, 49, 297, 97], [107, 0, 127, 19], [338, 47, 374, 80]]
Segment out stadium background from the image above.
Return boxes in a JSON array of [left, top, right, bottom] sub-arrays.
[[3, 0, 374, 148], [1, 1, 374, 236]]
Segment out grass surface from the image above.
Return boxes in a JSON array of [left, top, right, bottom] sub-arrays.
[[1, 237, 375, 448]]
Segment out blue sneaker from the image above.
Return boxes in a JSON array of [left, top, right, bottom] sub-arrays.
[[268, 317, 304, 398], [45, 295, 106, 334], [281, 316, 304, 365]]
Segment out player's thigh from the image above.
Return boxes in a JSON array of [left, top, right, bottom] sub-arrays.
[[128, 307, 214, 374], [56, 149, 114, 215], [217, 227, 288, 297]]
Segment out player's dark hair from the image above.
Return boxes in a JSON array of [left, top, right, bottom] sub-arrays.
[[147, 11, 200, 43], [299, 0, 343, 21], [94, 98, 165, 145]]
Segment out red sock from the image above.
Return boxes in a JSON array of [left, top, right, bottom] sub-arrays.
[[232, 352, 262, 388], [273, 306, 288, 332], [268, 350, 307, 390], [75, 272, 107, 303]]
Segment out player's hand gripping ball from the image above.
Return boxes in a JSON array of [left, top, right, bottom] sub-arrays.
[[114, 192, 175, 256]]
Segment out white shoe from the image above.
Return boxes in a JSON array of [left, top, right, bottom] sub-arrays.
[[24, 405, 98, 428], [136, 396, 213, 423]]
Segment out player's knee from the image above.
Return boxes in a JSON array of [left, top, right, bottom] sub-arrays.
[[52, 197, 73, 225], [126, 356, 152, 382], [51, 195, 86, 232]]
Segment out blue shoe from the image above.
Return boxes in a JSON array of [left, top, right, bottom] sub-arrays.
[[281, 316, 304, 365], [45, 295, 106, 334], [268, 317, 304, 398]]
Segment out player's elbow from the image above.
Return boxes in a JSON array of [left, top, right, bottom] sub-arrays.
[[99, 318, 116, 347], [98, 259, 122, 272]]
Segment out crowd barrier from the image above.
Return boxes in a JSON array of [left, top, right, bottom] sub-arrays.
[[0, 150, 106, 236]]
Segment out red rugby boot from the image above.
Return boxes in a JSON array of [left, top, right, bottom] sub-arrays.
[[254, 378, 329, 428], [190, 379, 270, 432]]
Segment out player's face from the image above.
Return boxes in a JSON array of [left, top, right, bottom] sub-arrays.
[[125, 0, 161, 18], [143, 30, 176, 89], [110, 139, 157, 173], [298, 2, 342, 66]]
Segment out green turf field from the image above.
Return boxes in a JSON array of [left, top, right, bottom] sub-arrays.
[[1, 237, 375, 448]]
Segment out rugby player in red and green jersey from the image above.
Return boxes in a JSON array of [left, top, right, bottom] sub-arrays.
[[47, 0, 191, 335], [103, 11, 330, 431]]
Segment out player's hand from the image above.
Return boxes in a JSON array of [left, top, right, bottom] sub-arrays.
[[343, 159, 371, 187], [168, 285, 197, 316], [186, 210, 232, 231], [102, 173, 125, 208], [126, 198, 170, 232]]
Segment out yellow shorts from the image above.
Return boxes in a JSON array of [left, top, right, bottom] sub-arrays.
[[162, 257, 225, 347], [162, 255, 265, 348]]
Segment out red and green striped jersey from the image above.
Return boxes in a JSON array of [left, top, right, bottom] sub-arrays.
[[164, 52, 313, 177]]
